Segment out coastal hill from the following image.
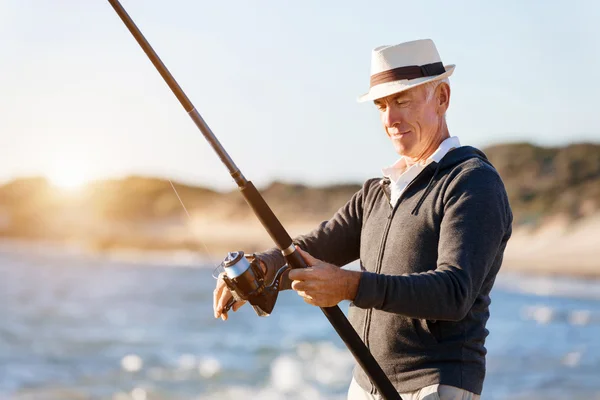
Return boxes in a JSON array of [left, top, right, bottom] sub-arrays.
[[485, 142, 600, 225], [0, 142, 599, 275]]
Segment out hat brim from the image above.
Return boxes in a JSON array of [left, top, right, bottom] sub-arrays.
[[357, 64, 455, 103]]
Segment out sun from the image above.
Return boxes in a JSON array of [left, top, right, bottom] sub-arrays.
[[49, 167, 89, 191]]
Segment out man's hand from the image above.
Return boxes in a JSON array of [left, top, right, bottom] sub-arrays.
[[289, 247, 361, 307], [213, 272, 246, 321], [212, 259, 268, 321]]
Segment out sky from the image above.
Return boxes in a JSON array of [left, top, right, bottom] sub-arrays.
[[1, 0, 599, 190]]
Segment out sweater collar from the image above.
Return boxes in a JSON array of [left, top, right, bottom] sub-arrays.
[[381, 136, 461, 182]]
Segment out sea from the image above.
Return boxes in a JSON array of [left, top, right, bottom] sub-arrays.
[[1, 242, 599, 400]]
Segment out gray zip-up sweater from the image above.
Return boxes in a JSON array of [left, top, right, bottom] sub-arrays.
[[257, 146, 513, 396]]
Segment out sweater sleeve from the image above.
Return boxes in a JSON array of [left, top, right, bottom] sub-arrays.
[[255, 179, 374, 289], [353, 167, 512, 321]]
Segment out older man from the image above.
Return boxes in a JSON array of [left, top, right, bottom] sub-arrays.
[[214, 39, 512, 400]]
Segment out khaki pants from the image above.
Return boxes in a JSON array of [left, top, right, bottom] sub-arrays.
[[347, 377, 481, 400]]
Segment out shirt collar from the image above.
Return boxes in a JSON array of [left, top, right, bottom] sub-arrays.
[[382, 136, 461, 180]]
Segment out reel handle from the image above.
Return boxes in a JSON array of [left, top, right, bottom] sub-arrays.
[[219, 251, 287, 317], [222, 296, 237, 314], [220, 257, 290, 317]]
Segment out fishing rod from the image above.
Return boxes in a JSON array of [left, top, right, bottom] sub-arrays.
[[106, 1, 400, 398]]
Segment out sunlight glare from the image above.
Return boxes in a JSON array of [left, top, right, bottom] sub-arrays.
[[49, 166, 89, 191]]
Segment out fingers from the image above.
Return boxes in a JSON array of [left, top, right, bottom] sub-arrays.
[[288, 267, 313, 281], [303, 297, 318, 306], [216, 291, 233, 320], [296, 290, 314, 303], [213, 273, 238, 320], [291, 279, 309, 291], [213, 273, 228, 318], [295, 246, 319, 266], [232, 300, 246, 312], [213, 272, 249, 321], [220, 299, 246, 320], [220, 300, 248, 320]]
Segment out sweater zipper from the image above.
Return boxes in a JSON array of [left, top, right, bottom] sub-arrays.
[[362, 206, 392, 395], [363, 165, 435, 395], [362, 184, 392, 350]]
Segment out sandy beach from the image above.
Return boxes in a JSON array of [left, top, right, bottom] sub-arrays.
[[501, 213, 600, 277], [176, 211, 600, 278], [6, 212, 597, 278]]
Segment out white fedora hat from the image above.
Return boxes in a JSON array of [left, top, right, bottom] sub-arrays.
[[357, 39, 455, 103]]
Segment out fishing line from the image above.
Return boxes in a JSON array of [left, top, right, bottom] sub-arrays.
[[168, 179, 220, 277], [107, 1, 400, 396]]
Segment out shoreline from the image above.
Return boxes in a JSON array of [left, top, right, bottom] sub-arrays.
[[1, 215, 599, 278], [501, 214, 600, 279]]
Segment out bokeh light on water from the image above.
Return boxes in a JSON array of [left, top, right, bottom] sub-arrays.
[[0, 244, 599, 399]]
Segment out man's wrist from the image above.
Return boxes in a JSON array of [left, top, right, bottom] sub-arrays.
[[343, 270, 362, 301]]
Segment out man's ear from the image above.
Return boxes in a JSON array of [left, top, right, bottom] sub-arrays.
[[436, 82, 451, 115]]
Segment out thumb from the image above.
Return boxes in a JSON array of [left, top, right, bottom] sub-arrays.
[[295, 246, 319, 266]]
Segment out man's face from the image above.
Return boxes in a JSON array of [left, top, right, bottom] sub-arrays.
[[374, 83, 448, 159]]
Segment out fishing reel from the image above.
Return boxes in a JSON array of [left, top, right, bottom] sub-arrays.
[[218, 251, 288, 317]]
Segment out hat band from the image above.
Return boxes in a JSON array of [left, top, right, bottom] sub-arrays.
[[370, 62, 445, 87]]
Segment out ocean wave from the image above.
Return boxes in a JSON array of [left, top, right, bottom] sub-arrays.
[[495, 272, 600, 301]]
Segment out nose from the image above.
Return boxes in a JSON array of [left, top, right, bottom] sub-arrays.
[[382, 104, 401, 129]]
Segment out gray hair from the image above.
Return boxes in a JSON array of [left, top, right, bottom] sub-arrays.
[[424, 77, 450, 102], [423, 78, 450, 120]]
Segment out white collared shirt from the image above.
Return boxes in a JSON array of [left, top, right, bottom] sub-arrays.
[[382, 136, 461, 206]]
